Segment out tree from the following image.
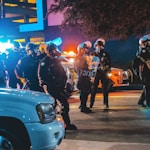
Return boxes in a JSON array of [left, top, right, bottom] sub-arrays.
[[47, 0, 150, 39]]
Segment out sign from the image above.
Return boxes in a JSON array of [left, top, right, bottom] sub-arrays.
[[19, 0, 44, 32]]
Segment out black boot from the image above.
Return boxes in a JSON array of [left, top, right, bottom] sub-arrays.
[[62, 112, 77, 130]]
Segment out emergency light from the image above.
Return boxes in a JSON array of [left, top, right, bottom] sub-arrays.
[[45, 37, 62, 46], [0, 40, 13, 53]]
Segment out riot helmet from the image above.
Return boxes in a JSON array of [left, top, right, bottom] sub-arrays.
[[77, 41, 92, 54], [139, 34, 150, 50], [46, 42, 61, 57], [12, 41, 22, 52], [39, 43, 47, 54], [94, 38, 105, 48], [94, 38, 105, 53], [84, 41, 92, 49], [26, 42, 38, 55]]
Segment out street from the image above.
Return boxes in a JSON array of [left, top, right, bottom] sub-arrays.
[[56, 90, 150, 150]]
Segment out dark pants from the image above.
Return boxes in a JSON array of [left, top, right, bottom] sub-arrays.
[[77, 76, 91, 110], [80, 90, 89, 109], [90, 72, 109, 108], [9, 76, 22, 88], [138, 86, 146, 104], [142, 73, 150, 107], [49, 90, 71, 127], [25, 79, 43, 92], [145, 85, 150, 107]]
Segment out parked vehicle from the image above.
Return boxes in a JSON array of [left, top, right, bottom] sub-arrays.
[[0, 88, 65, 150], [61, 51, 131, 89], [61, 56, 76, 94], [97, 67, 130, 88], [108, 67, 124, 86]]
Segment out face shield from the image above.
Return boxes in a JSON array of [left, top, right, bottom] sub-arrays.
[[94, 40, 105, 53], [95, 45, 100, 53], [25, 43, 38, 56], [46, 43, 62, 57], [83, 44, 89, 54], [13, 41, 21, 51], [77, 43, 89, 55], [139, 34, 150, 50], [51, 48, 62, 58]]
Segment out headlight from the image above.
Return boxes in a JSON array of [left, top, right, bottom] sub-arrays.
[[56, 114, 65, 128], [36, 103, 56, 123], [107, 72, 112, 78], [69, 58, 74, 64]]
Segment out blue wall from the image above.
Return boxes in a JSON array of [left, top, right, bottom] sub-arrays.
[[106, 37, 139, 68]]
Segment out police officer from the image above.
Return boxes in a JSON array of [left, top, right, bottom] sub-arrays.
[[74, 41, 92, 113], [38, 42, 77, 130], [132, 45, 146, 107], [0, 57, 7, 87], [5, 41, 23, 88], [132, 34, 150, 107], [15, 42, 42, 91], [89, 38, 111, 109]]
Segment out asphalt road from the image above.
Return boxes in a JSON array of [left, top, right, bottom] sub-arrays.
[[56, 90, 150, 150]]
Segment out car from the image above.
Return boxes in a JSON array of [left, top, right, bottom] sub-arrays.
[[0, 88, 65, 150], [107, 67, 124, 87], [96, 67, 130, 89], [61, 56, 76, 94]]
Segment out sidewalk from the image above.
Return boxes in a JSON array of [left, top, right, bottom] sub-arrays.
[[56, 139, 150, 150], [56, 90, 150, 150]]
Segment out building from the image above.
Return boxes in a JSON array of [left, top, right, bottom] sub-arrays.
[[0, 0, 47, 43], [0, 0, 139, 68]]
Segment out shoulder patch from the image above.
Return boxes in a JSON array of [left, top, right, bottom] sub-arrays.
[[40, 62, 45, 66]]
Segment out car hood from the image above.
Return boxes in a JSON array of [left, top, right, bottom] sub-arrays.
[[0, 88, 55, 123], [0, 88, 54, 104]]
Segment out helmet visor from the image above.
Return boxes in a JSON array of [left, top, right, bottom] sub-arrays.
[[51, 48, 62, 57]]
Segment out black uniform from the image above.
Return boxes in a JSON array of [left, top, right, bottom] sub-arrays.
[[5, 50, 23, 88], [90, 49, 111, 109], [0, 59, 6, 87], [38, 56, 76, 129], [132, 50, 146, 107], [133, 49, 150, 107], [74, 53, 92, 112], [15, 54, 42, 91]]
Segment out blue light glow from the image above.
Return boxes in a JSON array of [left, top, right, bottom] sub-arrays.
[[46, 37, 62, 46], [0, 40, 13, 53]]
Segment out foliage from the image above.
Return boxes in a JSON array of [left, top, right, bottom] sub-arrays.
[[47, 0, 150, 39]]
